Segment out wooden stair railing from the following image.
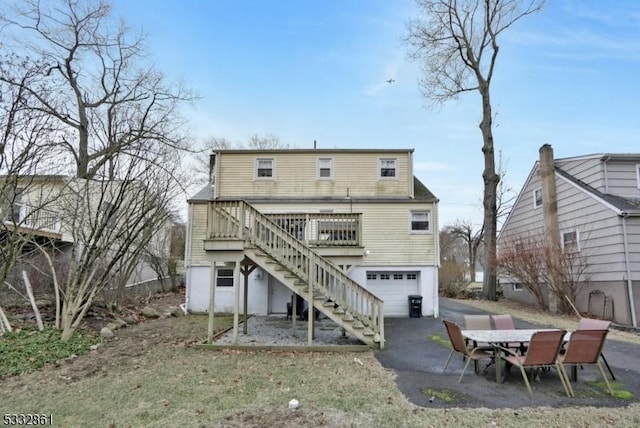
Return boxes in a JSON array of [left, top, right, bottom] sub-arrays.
[[207, 200, 384, 348]]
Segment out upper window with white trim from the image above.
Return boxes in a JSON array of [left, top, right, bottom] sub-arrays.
[[256, 158, 274, 179], [636, 164, 640, 189], [561, 229, 580, 253], [533, 188, 543, 208], [379, 158, 397, 179], [318, 158, 333, 180], [410, 211, 430, 232]]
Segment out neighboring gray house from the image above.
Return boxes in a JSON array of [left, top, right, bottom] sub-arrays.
[[498, 145, 640, 327]]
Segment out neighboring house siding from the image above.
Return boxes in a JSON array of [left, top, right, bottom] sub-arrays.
[[627, 217, 640, 279], [555, 175, 627, 282], [556, 158, 603, 190], [188, 202, 209, 266], [500, 151, 640, 326], [603, 160, 640, 197], [499, 165, 544, 238], [216, 151, 411, 199]]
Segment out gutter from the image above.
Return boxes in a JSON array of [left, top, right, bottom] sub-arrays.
[[621, 213, 638, 327]]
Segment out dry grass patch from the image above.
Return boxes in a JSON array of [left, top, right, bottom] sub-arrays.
[[2, 300, 640, 426]]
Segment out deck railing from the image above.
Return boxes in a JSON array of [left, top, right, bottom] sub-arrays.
[[2, 203, 62, 233], [207, 200, 384, 344], [263, 212, 361, 247]]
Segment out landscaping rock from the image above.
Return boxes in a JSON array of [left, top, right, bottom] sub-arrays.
[[123, 316, 137, 324], [100, 327, 114, 339], [169, 306, 185, 317], [140, 306, 160, 318], [113, 318, 128, 329]]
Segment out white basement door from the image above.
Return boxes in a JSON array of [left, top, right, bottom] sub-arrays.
[[366, 271, 419, 317]]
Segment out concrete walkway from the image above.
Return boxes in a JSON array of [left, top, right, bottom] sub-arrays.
[[374, 298, 640, 409]]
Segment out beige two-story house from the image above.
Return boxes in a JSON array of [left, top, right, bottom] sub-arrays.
[[185, 148, 440, 348]]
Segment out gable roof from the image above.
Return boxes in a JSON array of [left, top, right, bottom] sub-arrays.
[[499, 155, 640, 239], [554, 167, 640, 216], [414, 176, 438, 202]]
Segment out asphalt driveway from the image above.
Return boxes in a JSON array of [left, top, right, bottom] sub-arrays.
[[374, 298, 640, 409]]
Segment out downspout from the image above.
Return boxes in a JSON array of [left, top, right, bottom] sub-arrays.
[[433, 200, 440, 318], [184, 203, 194, 312], [408, 150, 415, 198], [621, 213, 637, 327]]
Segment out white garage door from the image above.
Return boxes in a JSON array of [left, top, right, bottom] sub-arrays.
[[366, 271, 419, 317]]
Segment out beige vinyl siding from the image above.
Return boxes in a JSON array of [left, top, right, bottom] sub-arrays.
[[217, 151, 411, 199], [188, 202, 209, 265], [360, 203, 436, 265], [251, 201, 437, 266]]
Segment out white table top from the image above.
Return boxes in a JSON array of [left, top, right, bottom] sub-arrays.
[[461, 328, 567, 344]]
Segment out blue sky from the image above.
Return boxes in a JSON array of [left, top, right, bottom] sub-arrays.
[[112, 0, 640, 227]]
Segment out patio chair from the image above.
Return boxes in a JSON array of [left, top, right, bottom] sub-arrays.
[[463, 314, 492, 347], [556, 329, 613, 397], [491, 314, 516, 330], [492, 314, 525, 354], [576, 318, 615, 380], [498, 329, 570, 397], [442, 320, 494, 383], [464, 314, 492, 330]]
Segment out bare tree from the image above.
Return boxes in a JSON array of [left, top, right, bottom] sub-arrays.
[[52, 149, 182, 340], [405, 0, 544, 300], [448, 221, 483, 282], [497, 234, 549, 309], [1, 52, 64, 302], [247, 134, 288, 150], [1, 0, 194, 340], [0, 0, 195, 180], [498, 233, 590, 314]]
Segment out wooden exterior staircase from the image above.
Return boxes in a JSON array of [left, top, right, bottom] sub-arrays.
[[205, 200, 385, 349]]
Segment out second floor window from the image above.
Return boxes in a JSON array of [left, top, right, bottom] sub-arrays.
[[379, 158, 397, 178], [410, 211, 430, 232], [256, 158, 274, 178], [318, 158, 333, 179]]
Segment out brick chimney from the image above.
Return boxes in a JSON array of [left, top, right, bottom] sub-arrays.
[[539, 144, 560, 313]]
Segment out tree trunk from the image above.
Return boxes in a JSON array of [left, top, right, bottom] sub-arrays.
[[22, 271, 44, 331], [60, 307, 76, 341], [469, 243, 477, 283], [479, 84, 500, 301]]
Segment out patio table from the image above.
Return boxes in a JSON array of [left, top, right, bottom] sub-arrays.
[[461, 329, 570, 383]]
